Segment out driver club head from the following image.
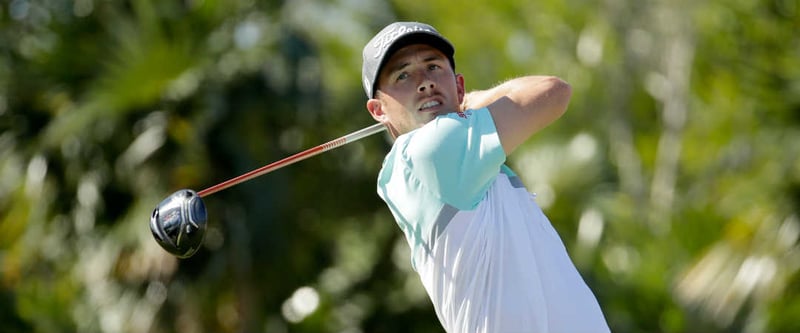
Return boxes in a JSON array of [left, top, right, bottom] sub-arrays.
[[150, 189, 207, 258]]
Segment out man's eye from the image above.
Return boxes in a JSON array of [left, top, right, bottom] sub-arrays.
[[428, 64, 441, 70], [397, 73, 409, 81]]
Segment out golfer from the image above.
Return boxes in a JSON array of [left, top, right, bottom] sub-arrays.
[[362, 22, 610, 332]]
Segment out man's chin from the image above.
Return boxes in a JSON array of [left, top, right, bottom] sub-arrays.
[[422, 113, 440, 123], [430, 110, 454, 119]]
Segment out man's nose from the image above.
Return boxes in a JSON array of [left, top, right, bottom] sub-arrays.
[[418, 79, 435, 93]]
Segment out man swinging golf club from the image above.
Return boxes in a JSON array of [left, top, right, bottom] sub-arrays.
[[149, 19, 609, 333], [362, 21, 610, 332]]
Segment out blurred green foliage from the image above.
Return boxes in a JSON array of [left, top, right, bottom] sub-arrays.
[[0, 0, 798, 332]]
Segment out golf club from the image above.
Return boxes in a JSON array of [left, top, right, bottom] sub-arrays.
[[150, 123, 386, 258]]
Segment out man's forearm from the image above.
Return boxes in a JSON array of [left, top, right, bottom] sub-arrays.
[[461, 76, 567, 112]]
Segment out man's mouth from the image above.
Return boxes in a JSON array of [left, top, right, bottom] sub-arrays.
[[419, 100, 441, 111]]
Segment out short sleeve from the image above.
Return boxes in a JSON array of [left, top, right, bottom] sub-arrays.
[[402, 107, 506, 210]]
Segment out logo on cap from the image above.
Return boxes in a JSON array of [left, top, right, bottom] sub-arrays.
[[371, 24, 435, 59]]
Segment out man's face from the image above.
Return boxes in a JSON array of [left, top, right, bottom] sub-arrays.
[[367, 44, 464, 137]]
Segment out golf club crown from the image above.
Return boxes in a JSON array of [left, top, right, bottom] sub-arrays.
[[150, 189, 207, 258]]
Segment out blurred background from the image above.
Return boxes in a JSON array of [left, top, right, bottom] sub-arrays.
[[1, 0, 798, 332]]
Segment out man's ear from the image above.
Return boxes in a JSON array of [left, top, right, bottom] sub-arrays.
[[366, 99, 386, 122]]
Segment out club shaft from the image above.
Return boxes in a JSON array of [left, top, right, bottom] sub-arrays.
[[197, 123, 386, 197]]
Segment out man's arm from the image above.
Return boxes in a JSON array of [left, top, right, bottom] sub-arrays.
[[461, 76, 572, 155]]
